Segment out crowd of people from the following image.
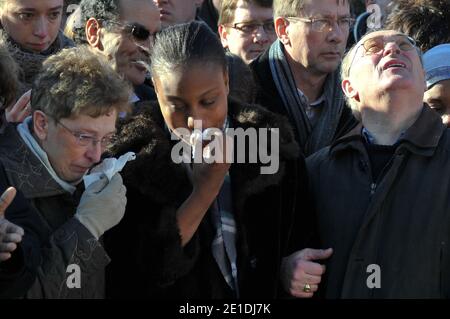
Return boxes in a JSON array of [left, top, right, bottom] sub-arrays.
[[1, 0, 450, 299]]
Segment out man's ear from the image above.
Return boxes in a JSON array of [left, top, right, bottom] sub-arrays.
[[32, 111, 49, 141], [275, 17, 289, 45], [218, 24, 229, 49], [342, 78, 360, 102], [86, 18, 103, 50]]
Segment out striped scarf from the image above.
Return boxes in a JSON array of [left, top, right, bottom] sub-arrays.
[[211, 173, 239, 297], [268, 40, 346, 155]]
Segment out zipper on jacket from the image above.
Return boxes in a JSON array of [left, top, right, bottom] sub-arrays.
[[368, 152, 397, 197]]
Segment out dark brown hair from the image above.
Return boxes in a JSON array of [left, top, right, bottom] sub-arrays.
[[386, 0, 450, 52]]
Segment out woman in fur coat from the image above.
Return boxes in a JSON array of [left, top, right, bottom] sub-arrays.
[[104, 21, 314, 299]]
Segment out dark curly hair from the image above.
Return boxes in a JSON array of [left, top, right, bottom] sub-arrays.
[[0, 39, 19, 109], [31, 46, 131, 120], [386, 0, 450, 52], [73, 0, 121, 44]]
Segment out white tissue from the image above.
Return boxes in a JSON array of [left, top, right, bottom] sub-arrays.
[[83, 152, 136, 188], [190, 128, 223, 160]]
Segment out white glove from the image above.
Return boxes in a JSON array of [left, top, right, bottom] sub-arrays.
[[83, 152, 136, 188], [75, 173, 127, 239]]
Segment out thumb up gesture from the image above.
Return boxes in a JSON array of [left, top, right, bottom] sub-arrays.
[[0, 187, 25, 262]]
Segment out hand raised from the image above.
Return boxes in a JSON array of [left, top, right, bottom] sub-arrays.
[[0, 187, 25, 262]]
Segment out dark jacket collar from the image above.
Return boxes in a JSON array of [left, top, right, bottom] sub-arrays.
[[0, 123, 68, 198], [330, 105, 446, 157], [249, 47, 279, 102], [107, 98, 300, 205]]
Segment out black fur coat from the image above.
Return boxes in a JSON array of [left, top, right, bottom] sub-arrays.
[[104, 98, 313, 299]]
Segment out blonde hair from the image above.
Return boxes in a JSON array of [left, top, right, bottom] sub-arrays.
[[219, 0, 273, 25], [340, 41, 360, 119], [273, 0, 304, 18], [31, 46, 131, 121], [273, 0, 348, 18]]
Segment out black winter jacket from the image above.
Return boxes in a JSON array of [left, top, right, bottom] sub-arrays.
[[307, 106, 450, 298], [0, 163, 43, 298], [0, 123, 110, 298]]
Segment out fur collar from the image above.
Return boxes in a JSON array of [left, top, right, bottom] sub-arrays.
[[107, 98, 300, 205]]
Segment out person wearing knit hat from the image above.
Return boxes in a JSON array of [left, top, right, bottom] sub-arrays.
[[423, 43, 450, 127]]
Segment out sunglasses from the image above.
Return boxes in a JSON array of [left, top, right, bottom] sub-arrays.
[[104, 20, 154, 42]]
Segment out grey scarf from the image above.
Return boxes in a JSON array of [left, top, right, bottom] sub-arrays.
[[269, 40, 346, 155], [1, 30, 74, 95]]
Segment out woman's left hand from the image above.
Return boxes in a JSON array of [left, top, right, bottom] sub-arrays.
[[5, 90, 32, 123]]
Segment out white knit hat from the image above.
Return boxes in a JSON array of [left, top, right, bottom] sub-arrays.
[[423, 43, 450, 89]]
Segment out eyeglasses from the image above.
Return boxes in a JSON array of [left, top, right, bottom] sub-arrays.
[[227, 19, 275, 35], [347, 34, 417, 74], [285, 16, 355, 33], [104, 20, 156, 43], [55, 119, 114, 148], [356, 35, 417, 56]]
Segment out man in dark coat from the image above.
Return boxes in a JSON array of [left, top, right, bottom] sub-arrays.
[[285, 29, 450, 298], [250, 0, 357, 156]]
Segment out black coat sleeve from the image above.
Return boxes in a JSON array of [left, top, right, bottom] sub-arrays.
[[334, 103, 359, 141], [0, 165, 44, 299], [284, 156, 320, 256], [104, 187, 200, 298]]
